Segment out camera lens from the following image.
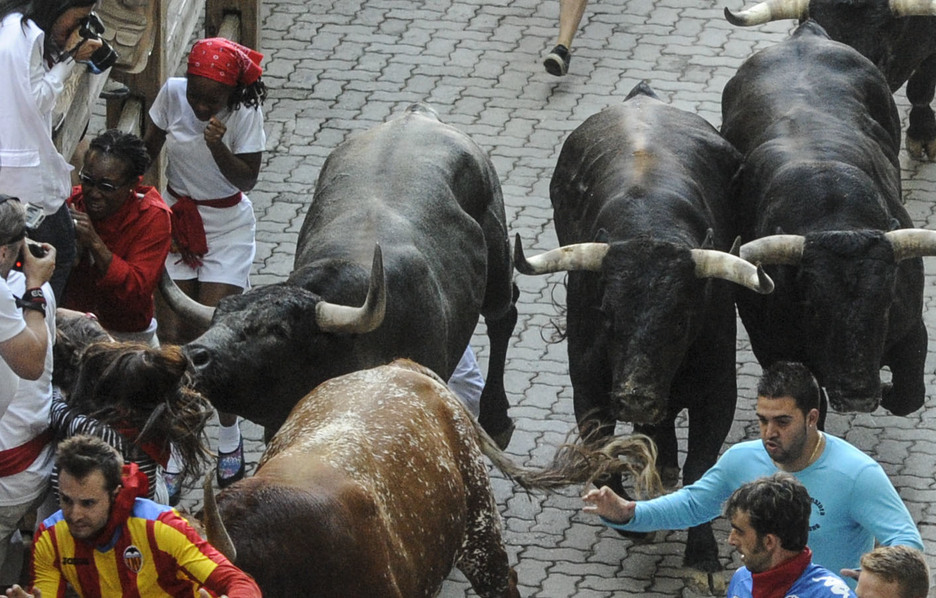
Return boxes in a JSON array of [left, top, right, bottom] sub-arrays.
[[87, 42, 118, 73]]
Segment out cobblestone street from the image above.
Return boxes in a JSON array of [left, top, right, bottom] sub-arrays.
[[157, 0, 936, 595]]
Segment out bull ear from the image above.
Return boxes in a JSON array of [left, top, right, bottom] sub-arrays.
[[885, 229, 936, 262], [889, 218, 901, 232], [315, 244, 387, 334], [594, 228, 610, 244], [700, 228, 715, 249], [202, 474, 237, 562], [729, 236, 742, 257]]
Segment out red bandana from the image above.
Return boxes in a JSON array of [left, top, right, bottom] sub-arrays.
[[86, 463, 149, 549], [751, 547, 813, 598], [187, 38, 263, 87]]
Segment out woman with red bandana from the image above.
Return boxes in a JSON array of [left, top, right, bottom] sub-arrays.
[[144, 38, 267, 497]]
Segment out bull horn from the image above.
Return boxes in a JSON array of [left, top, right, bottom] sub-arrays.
[[890, 0, 936, 16], [202, 474, 237, 562], [740, 234, 806, 266], [514, 233, 609, 275], [724, 0, 809, 26], [690, 249, 775, 294], [886, 228, 936, 261], [315, 244, 387, 334], [158, 268, 215, 330]]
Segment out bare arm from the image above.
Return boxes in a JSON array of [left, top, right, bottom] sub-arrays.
[[203, 117, 261, 192], [143, 122, 168, 173], [0, 244, 56, 380]]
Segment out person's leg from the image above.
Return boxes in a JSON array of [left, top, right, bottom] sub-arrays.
[[447, 345, 484, 418], [154, 278, 200, 345], [30, 203, 76, 303], [544, 0, 589, 76], [0, 493, 46, 586], [557, 0, 588, 49], [198, 281, 247, 488]]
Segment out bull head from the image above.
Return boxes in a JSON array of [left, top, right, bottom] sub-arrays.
[[513, 233, 774, 293], [160, 245, 388, 336]]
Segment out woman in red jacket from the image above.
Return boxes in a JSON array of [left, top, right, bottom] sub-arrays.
[[62, 129, 171, 347]]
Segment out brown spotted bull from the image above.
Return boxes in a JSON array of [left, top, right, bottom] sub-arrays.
[[202, 359, 660, 598]]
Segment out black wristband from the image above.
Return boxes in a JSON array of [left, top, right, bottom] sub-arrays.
[[16, 288, 46, 316], [24, 287, 45, 305]]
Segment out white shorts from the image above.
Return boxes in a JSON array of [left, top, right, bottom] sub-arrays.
[[165, 195, 257, 288]]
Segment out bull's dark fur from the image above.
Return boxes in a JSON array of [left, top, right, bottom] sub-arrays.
[[722, 21, 926, 415], [805, 0, 936, 159], [184, 104, 517, 436], [550, 82, 742, 572]]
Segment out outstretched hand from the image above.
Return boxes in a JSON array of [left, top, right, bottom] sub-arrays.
[[582, 486, 637, 524]]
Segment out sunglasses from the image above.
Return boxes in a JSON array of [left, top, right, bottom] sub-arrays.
[[78, 170, 126, 193]]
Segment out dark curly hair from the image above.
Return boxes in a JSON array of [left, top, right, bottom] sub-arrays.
[[724, 472, 811, 552], [88, 129, 151, 180], [228, 78, 267, 111]]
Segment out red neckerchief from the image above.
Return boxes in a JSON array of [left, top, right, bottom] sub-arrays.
[[84, 463, 149, 549], [750, 547, 813, 598], [115, 423, 171, 468]]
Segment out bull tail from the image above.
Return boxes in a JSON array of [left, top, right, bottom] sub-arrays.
[[473, 421, 662, 498]]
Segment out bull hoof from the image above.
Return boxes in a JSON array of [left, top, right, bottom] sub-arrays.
[[880, 388, 924, 417], [906, 135, 936, 162], [490, 420, 516, 450], [681, 568, 727, 595]]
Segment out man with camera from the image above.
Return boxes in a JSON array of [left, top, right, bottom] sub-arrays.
[[0, 195, 57, 586]]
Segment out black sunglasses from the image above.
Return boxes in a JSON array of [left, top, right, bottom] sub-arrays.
[[78, 170, 126, 193]]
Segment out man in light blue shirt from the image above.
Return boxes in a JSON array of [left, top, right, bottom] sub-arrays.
[[582, 361, 923, 588]]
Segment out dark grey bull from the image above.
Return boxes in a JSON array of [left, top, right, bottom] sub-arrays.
[[726, 0, 936, 160], [170, 104, 518, 443], [514, 82, 773, 575], [721, 21, 936, 416]]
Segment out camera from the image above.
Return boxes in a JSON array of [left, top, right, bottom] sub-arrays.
[[24, 241, 47, 259], [13, 241, 47, 272], [23, 203, 44, 232], [77, 13, 118, 74]]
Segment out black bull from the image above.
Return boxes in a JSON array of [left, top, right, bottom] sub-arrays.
[[165, 104, 518, 442], [721, 21, 936, 416], [726, 0, 936, 161], [515, 82, 774, 573]]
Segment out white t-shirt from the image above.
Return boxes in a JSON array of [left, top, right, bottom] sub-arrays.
[[150, 77, 264, 286], [149, 77, 266, 201], [0, 276, 25, 412], [0, 272, 55, 506], [0, 13, 75, 214]]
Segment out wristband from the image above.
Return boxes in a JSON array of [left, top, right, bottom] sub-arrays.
[[24, 288, 45, 305], [16, 288, 46, 316]]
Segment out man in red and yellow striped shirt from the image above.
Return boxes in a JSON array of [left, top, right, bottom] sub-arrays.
[[6, 435, 259, 598]]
